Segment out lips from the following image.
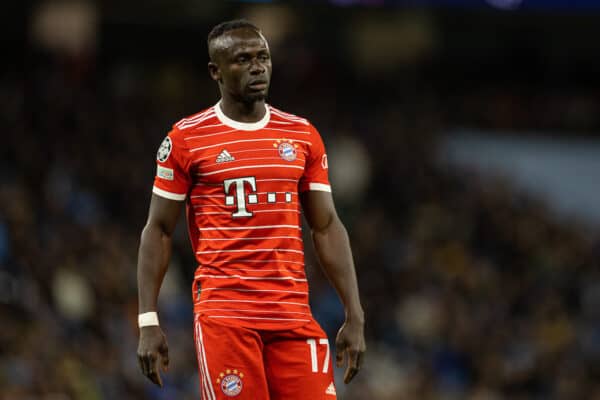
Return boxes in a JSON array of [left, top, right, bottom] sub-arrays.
[[248, 80, 268, 90]]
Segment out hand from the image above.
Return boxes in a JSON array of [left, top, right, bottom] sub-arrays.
[[137, 326, 169, 387], [335, 318, 366, 384]]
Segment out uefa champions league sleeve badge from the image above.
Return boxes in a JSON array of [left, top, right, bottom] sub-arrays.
[[157, 136, 173, 162]]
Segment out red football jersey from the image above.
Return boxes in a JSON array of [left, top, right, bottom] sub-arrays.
[[153, 102, 331, 330]]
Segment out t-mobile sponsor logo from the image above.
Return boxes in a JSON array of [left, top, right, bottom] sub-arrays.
[[223, 177, 257, 218], [223, 177, 293, 218]]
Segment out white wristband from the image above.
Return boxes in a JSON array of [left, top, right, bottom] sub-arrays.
[[138, 311, 160, 328]]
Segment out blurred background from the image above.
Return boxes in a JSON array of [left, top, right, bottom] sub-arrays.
[[3, 0, 600, 399]]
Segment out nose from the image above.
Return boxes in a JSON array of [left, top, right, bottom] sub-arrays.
[[249, 58, 265, 74]]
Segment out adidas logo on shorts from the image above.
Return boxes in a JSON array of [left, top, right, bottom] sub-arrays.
[[325, 382, 336, 396], [216, 149, 235, 163]]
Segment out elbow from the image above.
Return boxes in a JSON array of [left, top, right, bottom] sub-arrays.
[[312, 212, 336, 235], [312, 213, 347, 239], [141, 220, 171, 243]]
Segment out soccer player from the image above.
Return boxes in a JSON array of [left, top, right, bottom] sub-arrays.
[[136, 20, 365, 399]]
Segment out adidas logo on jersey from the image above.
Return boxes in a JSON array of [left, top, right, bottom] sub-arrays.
[[216, 149, 235, 163], [325, 382, 336, 396]]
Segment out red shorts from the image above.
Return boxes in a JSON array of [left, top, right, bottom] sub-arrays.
[[193, 313, 337, 400]]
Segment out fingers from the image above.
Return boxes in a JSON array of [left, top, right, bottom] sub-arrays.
[[337, 340, 362, 383], [160, 342, 170, 372], [149, 353, 163, 387], [336, 321, 366, 384], [356, 348, 364, 370], [335, 338, 345, 368], [138, 330, 169, 387], [138, 351, 163, 387], [148, 352, 163, 387], [140, 351, 152, 377], [343, 348, 362, 384], [137, 355, 146, 377]]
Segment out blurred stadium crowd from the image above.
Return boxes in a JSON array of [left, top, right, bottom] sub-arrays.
[[2, 2, 600, 399]]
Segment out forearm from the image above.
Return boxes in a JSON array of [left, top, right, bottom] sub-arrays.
[[137, 223, 172, 313], [312, 217, 364, 322]]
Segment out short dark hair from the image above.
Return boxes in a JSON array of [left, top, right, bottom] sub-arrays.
[[207, 19, 261, 46]]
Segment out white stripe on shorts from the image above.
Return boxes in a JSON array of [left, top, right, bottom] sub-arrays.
[[195, 315, 216, 400]]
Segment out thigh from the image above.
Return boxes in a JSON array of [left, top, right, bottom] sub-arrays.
[[263, 319, 337, 400], [193, 314, 269, 400]]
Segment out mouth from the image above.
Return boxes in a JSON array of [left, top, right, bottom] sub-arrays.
[[248, 80, 268, 90]]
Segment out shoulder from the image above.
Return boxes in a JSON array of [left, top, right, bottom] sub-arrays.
[[268, 105, 325, 146], [268, 105, 312, 127], [172, 106, 219, 133]]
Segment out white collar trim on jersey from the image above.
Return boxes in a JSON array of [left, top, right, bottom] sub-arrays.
[[215, 100, 270, 131]]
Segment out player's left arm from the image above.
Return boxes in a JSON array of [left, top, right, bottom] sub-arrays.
[[300, 190, 366, 384]]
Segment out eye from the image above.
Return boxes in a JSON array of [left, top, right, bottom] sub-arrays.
[[259, 54, 270, 61], [236, 56, 248, 64]]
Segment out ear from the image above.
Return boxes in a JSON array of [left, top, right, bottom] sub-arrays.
[[208, 61, 221, 83]]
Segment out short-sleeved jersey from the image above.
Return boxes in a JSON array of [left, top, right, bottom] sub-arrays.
[[153, 102, 331, 330]]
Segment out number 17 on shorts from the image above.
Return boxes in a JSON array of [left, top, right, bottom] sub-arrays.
[[307, 338, 331, 373]]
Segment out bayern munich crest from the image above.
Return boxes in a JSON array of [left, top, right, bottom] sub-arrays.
[[157, 136, 172, 162], [273, 139, 298, 161], [217, 369, 244, 397]]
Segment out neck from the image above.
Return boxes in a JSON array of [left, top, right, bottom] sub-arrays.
[[219, 95, 266, 123]]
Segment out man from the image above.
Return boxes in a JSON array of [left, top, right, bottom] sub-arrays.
[[137, 20, 365, 399]]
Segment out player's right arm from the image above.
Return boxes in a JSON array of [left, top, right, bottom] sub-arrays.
[[137, 130, 191, 387], [136, 194, 184, 387]]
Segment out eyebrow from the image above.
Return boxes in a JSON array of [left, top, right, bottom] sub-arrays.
[[231, 47, 269, 57]]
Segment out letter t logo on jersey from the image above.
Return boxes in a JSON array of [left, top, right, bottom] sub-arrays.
[[223, 177, 258, 218]]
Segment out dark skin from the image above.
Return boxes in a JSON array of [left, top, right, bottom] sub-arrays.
[[208, 27, 272, 121], [137, 27, 365, 388], [300, 190, 366, 384]]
